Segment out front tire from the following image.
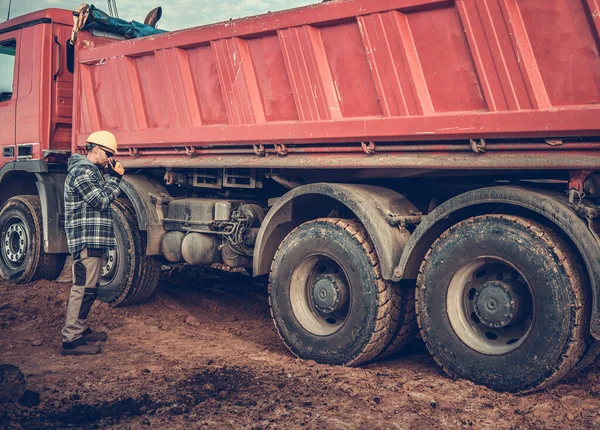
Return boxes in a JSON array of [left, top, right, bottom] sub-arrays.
[[417, 215, 590, 392], [0, 196, 65, 283], [269, 218, 398, 366]]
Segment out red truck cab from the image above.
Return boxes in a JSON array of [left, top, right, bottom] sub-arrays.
[[0, 9, 73, 170], [0, 10, 75, 281]]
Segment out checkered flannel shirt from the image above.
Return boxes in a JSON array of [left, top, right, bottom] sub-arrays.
[[64, 157, 121, 255]]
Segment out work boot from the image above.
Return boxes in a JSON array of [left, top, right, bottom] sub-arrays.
[[61, 338, 101, 356], [82, 328, 108, 342]]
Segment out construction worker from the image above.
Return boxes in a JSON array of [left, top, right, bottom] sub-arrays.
[[61, 131, 125, 355]]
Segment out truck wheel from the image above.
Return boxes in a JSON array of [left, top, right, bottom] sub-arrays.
[[0, 196, 65, 283], [98, 199, 161, 306], [269, 218, 397, 366], [375, 282, 418, 360], [416, 214, 590, 392]]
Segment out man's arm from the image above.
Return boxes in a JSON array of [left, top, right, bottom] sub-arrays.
[[72, 169, 121, 211]]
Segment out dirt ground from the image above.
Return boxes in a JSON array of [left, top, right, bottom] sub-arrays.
[[1, 266, 600, 430]]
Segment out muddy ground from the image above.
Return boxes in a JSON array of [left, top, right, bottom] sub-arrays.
[[1, 266, 600, 429]]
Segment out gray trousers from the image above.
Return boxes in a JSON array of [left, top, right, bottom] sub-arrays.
[[61, 248, 106, 344]]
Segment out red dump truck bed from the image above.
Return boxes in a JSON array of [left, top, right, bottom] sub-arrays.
[[73, 0, 600, 170]]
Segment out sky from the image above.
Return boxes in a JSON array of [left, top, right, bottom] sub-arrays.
[[0, 0, 317, 30]]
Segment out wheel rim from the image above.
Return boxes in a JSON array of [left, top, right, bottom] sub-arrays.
[[447, 257, 534, 355], [101, 249, 118, 283], [1, 217, 28, 270], [290, 254, 351, 336]]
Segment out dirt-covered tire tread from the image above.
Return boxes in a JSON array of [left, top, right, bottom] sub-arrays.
[[23, 196, 67, 282], [108, 199, 161, 307], [117, 199, 161, 304], [268, 218, 399, 366], [416, 214, 589, 393], [376, 284, 417, 360]]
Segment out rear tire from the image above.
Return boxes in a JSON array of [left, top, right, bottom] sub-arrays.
[[416, 215, 590, 392], [376, 281, 418, 360], [98, 198, 161, 306], [269, 218, 398, 366], [0, 196, 66, 283]]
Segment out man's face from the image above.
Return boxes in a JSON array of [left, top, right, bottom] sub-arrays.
[[93, 146, 113, 167]]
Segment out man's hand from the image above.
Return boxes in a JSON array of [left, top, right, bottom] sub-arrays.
[[106, 159, 125, 178]]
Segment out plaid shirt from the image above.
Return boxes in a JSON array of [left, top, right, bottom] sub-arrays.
[[64, 154, 121, 254]]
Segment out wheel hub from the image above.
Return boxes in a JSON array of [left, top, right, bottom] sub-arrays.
[[474, 280, 531, 328], [102, 249, 117, 278], [3, 222, 26, 264], [311, 274, 349, 313]]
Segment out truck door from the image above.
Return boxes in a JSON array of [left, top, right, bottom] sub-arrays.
[[0, 31, 18, 169]]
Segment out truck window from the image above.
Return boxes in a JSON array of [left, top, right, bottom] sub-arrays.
[[0, 40, 16, 103]]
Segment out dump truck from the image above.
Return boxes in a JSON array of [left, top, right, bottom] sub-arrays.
[[1, 0, 600, 392]]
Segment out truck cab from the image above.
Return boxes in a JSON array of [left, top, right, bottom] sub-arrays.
[[0, 9, 74, 170], [0, 10, 74, 283]]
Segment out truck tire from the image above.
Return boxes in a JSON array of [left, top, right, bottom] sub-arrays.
[[416, 214, 590, 392], [375, 282, 418, 360], [0, 196, 65, 283], [98, 198, 161, 306], [269, 218, 398, 366]]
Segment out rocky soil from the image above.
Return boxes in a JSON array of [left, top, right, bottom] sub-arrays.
[[1, 266, 600, 429]]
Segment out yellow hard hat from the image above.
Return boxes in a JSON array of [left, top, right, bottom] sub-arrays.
[[86, 130, 118, 155]]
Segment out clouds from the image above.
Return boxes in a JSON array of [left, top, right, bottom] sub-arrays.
[[162, 0, 315, 29], [1, 0, 316, 30]]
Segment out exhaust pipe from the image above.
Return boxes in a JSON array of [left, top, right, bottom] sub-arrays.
[[144, 7, 162, 28]]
